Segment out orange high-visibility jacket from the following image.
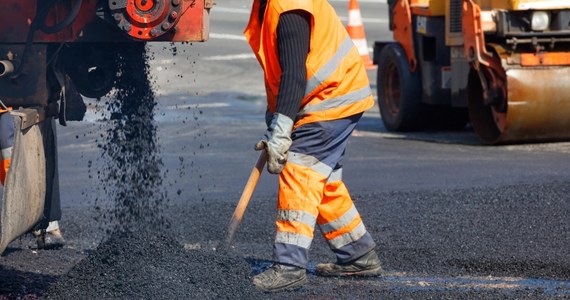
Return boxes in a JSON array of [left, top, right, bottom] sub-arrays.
[[244, 0, 374, 127]]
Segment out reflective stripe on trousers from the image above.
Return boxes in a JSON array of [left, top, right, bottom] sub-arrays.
[[273, 113, 375, 268]]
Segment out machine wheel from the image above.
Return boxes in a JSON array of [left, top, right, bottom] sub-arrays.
[[377, 43, 424, 131]]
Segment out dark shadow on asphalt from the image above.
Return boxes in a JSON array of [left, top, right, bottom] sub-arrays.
[[357, 115, 484, 146], [1, 246, 22, 256], [245, 257, 273, 276], [0, 265, 57, 297]]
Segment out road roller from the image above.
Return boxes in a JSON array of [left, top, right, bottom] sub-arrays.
[[374, 0, 570, 144]]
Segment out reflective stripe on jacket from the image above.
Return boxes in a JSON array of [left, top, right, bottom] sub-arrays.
[[244, 0, 374, 127]]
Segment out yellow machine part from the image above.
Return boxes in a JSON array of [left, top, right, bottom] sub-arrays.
[[0, 111, 46, 254], [476, 0, 570, 10], [411, 0, 446, 16], [439, 0, 570, 19]]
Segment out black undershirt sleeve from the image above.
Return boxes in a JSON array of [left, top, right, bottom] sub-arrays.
[[275, 10, 311, 121]]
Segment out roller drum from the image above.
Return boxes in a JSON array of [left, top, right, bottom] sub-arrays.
[[471, 66, 570, 144]]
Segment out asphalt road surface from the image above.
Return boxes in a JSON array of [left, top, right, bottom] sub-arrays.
[[1, 0, 570, 299]]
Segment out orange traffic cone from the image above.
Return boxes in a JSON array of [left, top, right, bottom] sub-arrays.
[[346, 0, 375, 70]]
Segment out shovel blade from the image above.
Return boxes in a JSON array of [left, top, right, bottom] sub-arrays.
[[0, 111, 46, 254]]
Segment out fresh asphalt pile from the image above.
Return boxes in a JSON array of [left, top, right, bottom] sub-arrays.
[[43, 43, 264, 299], [43, 229, 264, 299]]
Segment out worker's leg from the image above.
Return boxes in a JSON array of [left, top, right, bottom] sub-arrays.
[[317, 172, 376, 263], [41, 117, 62, 225], [254, 113, 375, 290], [272, 162, 325, 267], [315, 167, 381, 277], [0, 111, 14, 185], [271, 114, 367, 268], [252, 145, 327, 291], [33, 117, 64, 249], [312, 119, 381, 276], [254, 118, 344, 291]]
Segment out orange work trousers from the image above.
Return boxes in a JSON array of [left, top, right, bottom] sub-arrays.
[[273, 113, 375, 268]]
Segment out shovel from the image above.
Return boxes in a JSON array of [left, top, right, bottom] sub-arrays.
[[218, 150, 267, 252]]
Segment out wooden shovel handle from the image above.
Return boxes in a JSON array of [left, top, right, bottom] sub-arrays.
[[219, 150, 267, 251]]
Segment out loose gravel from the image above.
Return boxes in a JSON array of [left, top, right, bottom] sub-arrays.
[[43, 229, 264, 299]]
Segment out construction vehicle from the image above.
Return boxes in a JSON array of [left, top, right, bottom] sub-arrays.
[[0, 0, 211, 254], [373, 0, 570, 144]]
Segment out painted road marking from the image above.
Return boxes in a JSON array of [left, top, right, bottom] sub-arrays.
[[203, 53, 256, 61], [380, 272, 570, 296], [154, 59, 174, 64], [503, 142, 570, 153], [338, 16, 388, 24], [203, 33, 253, 61], [209, 33, 246, 41], [353, 129, 420, 140], [211, 7, 251, 14]]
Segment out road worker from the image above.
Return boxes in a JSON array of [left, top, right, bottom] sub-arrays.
[[244, 0, 382, 291]]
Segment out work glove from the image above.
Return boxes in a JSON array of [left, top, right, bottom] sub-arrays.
[[255, 113, 294, 174]]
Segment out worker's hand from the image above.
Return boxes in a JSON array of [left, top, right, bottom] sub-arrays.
[[255, 113, 293, 174]]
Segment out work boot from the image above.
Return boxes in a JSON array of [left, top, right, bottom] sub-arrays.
[[32, 222, 65, 250], [316, 249, 382, 277], [252, 263, 307, 292]]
